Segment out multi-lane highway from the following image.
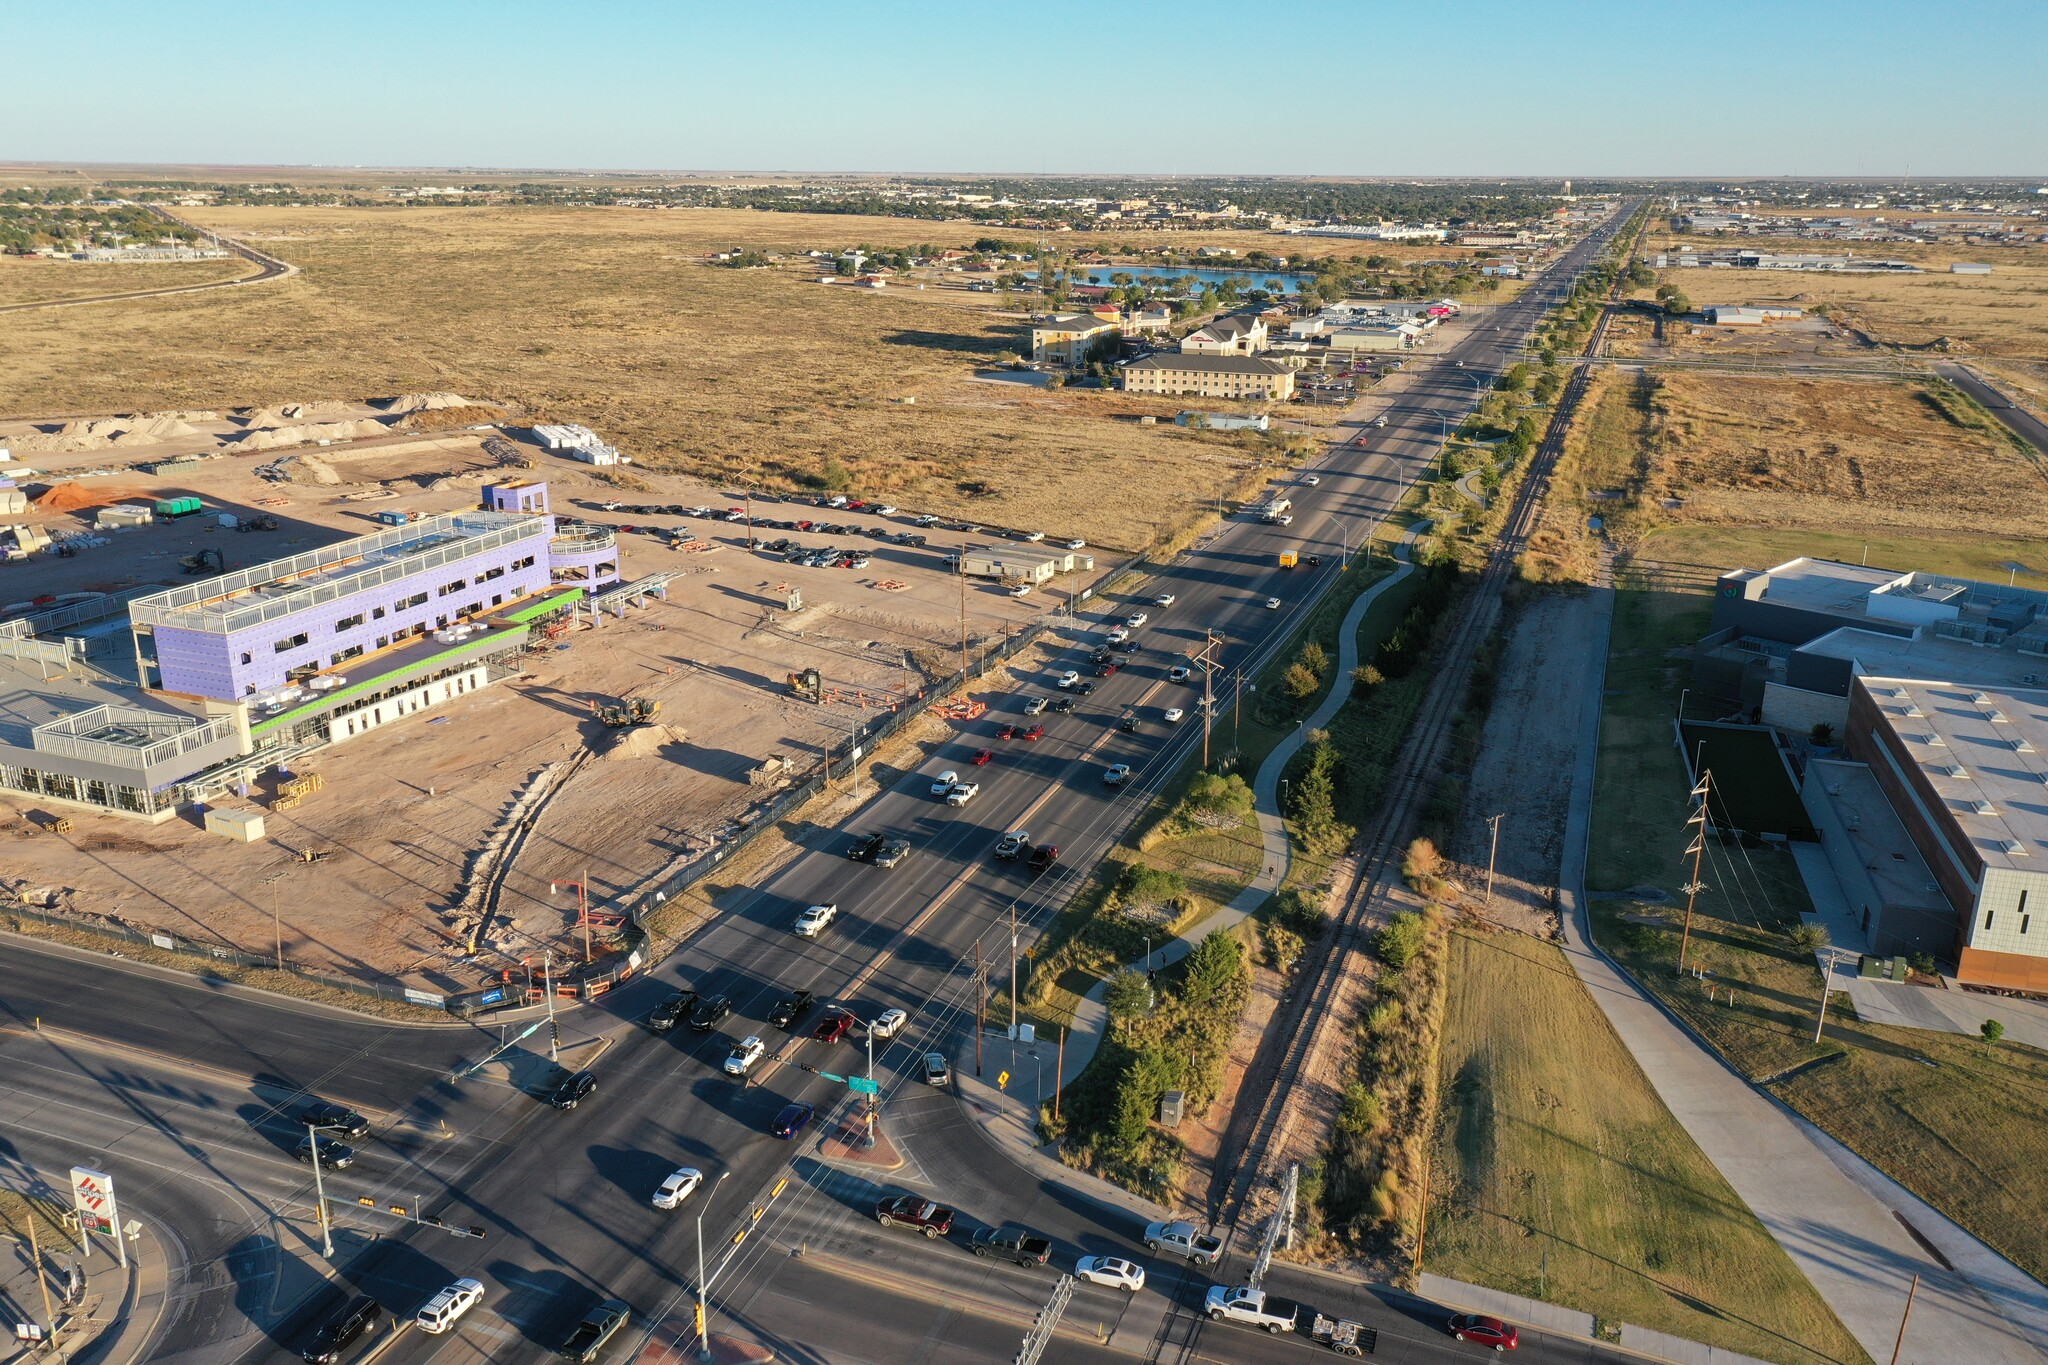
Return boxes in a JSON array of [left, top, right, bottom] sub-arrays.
[[0, 207, 1639, 1364]]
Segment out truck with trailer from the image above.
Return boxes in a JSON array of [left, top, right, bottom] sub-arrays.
[[1257, 497, 1292, 523], [1204, 1285, 1303, 1335]]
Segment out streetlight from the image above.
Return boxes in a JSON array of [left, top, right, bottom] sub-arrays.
[[305, 1121, 334, 1257], [695, 1170, 733, 1362]]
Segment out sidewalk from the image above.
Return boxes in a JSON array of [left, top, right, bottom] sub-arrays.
[[1558, 581, 2048, 1364], [952, 533, 1422, 1214], [0, 1215, 165, 1365]]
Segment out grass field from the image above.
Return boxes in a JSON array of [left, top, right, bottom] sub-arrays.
[[1433, 926, 1870, 1365], [1651, 235, 2048, 360], [0, 204, 1278, 553], [1586, 544, 2048, 1284], [0, 254, 253, 305]]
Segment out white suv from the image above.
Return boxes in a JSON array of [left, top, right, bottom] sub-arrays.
[[415, 1278, 485, 1334]]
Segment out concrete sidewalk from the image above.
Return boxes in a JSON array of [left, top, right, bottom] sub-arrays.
[[953, 532, 1422, 1202], [1559, 581, 2048, 1364]]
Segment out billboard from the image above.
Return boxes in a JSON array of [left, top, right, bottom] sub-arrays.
[[70, 1167, 115, 1237]]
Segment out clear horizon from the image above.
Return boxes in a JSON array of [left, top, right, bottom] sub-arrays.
[[12, 0, 2046, 176]]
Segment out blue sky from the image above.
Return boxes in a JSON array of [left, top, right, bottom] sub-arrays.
[[13, 0, 2044, 176]]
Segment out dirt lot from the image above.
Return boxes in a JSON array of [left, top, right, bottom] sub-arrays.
[[1651, 234, 2048, 361], [0, 204, 1291, 556], [0, 411, 1100, 990]]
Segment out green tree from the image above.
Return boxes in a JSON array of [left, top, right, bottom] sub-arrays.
[[1375, 910, 1429, 969], [1106, 969, 1155, 1020], [1663, 292, 1691, 316], [1787, 922, 1831, 952], [1180, 931, 1247, 1016], [1982, 1018, 2006, 1049]]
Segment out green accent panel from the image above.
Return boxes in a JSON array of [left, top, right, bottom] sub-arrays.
[[501, 587, 585, 623], [250, 630, 526, 737]]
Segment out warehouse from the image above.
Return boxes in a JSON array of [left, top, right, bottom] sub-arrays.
[[1704, 305, 1805, 326]]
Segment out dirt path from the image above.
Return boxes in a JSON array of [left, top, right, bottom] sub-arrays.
[[1452, 590, 1608, 937]]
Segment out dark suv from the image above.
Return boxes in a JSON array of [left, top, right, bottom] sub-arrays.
[[768, 989, 815, 1030], [549, 1071, 597, 1110], [689, 995, 734, 1032], [645, 989, 698, 1033], [301, 1294, 382, 1363], [299, 1103, 369, 1140]]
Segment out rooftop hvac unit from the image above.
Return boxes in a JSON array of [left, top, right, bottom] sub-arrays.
[[1928, 734, 1948, 746], [1990, 710, 2011, 724], [2018, 739, 2037, 754], [1973, 692, 1993, 705], [1975, 800, 1999, 816], [1947, 764, 1969, 779], [2004, 840, 2028, 856], [1905, 705, 1925, 717]]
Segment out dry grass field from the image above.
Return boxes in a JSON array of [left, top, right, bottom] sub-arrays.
[[1652, 234, 2048, 360], [0, 254, 253, 306], [0, 204, 1296, 553]]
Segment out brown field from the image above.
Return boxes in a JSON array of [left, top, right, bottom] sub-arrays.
[[1650, 234, 2048, 360], [0, 255, 255, 306], [0, 204, 1303, 554]]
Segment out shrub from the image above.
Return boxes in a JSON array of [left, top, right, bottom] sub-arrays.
[[1283, 661, 1321, 700], [1262, 921, 1305, 972], [1365, 998, 1404, 1036], [1402, 837, 1445, 887], [1353, 663, 1385, 689], [1376, 911, 1429, 970], [1787, 922, 1831, 952]]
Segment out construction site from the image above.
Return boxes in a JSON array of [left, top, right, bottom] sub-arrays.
[[0, 395, 1107, 997]]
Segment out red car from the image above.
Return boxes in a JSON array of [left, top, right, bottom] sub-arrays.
[[1095, 662, 1119, 677], [875, 1195, 956, 1239], [998, 724, 1019, 740], [845, 499, 867, 510], [1017, 723, 1045, 741], [971, 748, 995, 766], [1448, 1314, 1519, 1351], [1028, 845, 1060, 874], [796, 519, 814, 530], [812, 1011, 855, 1044]]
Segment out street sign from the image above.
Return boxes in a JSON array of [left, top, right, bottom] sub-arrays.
[[997, 1070, 1010, 1091], [70, 1167, 114, 1237], [817, 1072, 845, 1083], [847, 1077, 879, 1095]]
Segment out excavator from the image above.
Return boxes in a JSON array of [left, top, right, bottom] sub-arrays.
[[596, 697, 660, 727]]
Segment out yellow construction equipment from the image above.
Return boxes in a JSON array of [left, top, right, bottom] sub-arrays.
[[597, 697, 661, 727]]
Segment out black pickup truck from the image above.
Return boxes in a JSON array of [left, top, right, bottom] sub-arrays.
[[555, 1298, 629, 1361], [971, 1224, 1053, 1267], [768, 989, 815, 1031]]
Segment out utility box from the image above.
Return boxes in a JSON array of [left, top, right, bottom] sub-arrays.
[[1889, 956, 1912, 982], [1160, 1091, 1186, 1127], [375, 509, 417, 526], [203, 807, 266, 843]]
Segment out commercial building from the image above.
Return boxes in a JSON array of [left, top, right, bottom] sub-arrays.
[[1951, 262, 1994, 275], [1029, 314, 1120, 367], [1327, 324, 1422, 354], [531, 424, 624, 466], [1121, 354, 1295, 401], [1178, 314, 1268, 355], [1704, 305, 1805, 326]]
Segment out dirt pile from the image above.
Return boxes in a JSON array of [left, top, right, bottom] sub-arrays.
[[375, 392, 473, 414], [34, 481, 153, 512], [16, 413, 204, 452], [395, 404, 506, 432], [228, 419, 391, 452], [602, 723, 689, 762]]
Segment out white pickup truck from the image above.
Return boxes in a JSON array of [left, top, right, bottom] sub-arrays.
[[1143, 1219, 1224, 1265], [1204, 1285, 1302, 1335]]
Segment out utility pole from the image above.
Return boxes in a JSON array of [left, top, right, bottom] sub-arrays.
[[306, 1121, 334, 1258], [974, 940, 985, 1077], [1009, 904, 1020, 1041], [1677, 772, 1711, 974], [1484, 814, 1504, 907], [542, 949, 560, 1063], [1814, 949, 1841, 1044], [1888, 1273, 1920, 1365], [957, 553, 969, 679], [269, 873, 285, 970], [695, 1170, 733, 1363], [1053, 1027, 1064, 1125], [24, 1200, 65, 1360]]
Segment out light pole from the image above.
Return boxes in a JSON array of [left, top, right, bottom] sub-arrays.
[[305, 1121, 334, 1258], [541, 948, 560, 1064], [263, 871, 289, 970], [695, 1170, 733, 1362]]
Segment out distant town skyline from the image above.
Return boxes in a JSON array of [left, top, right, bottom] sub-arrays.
[[14, 0, 2045, 176]]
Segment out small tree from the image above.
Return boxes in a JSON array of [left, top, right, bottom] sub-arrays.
[[1787, 922, 1831, 952], [1982, 1018, 2006, 1049], [1810, 721, 1835, 746], [1105, 969, 1155, 1021]]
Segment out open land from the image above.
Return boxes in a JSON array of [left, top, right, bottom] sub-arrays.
[[0, 254, 254, 306], [0, 400, 1108, 991]]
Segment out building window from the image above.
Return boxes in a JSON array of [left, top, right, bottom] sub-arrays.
[[375, 635, 390, 649], [1985, 910, 1996, 931], [240, 652, 253, 665], [440, 580, 466, 597], [2021, 890, 2031, 916], [2025, 915, 2033, 936], [274, 632, 309, 654], [373, 606, 387, 620], [336, 613, 365, 632], [402, 592, 428, 610]]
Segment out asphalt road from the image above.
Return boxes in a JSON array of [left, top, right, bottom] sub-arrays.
[[0, 211, 1640, 1364], [1935, 360, 2048, 459]]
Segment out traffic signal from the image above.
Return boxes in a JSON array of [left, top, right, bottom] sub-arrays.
[[693, 1303, 705, 1336]]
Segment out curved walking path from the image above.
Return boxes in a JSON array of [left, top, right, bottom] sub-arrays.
[[959, 529, 1421, 1170], [1558, 580, 2048, 1364]]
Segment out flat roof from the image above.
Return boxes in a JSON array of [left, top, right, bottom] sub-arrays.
[[1864, 677, 2048, 873], [1750, 557, 1907, 615], [1807, 758, 1949, 912], [129, 511, 549, 636], [1801, 626, 2048, 693]]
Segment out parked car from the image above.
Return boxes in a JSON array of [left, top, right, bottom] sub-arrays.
[[295, 1136, 355, 1169], [995, 830, 1031, 860], [300, 1294, 381, 1363], [646, 989, 698, 1033], [1009, 584, 1033, 598], [651, 1167, 703, 1209], [299, 1103, 370, 1140], [812, 1011, 856, 1044], [930, 770, 960, 795], [556, 1299, 630, 1362], [414, 1278, 485, 1335], [1075, 1256, 1145, 1292], [768, 990, 816, 1030], [771, 1102, 816, 1139], [1064, 538, 1087, 550], [1448, 1314, 1520, 1351], [922, 1051, 951, 1086], [869, 1008, 908, 1039], [794, 903, 838, 937], [724, 1035, 767, 1076], [946, 781, 980, 807], [549, 1070, 597, 1110], [690, 995, 734, 1031], [876, 1195, 956, 1239]]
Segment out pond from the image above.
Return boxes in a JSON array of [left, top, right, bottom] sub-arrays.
[[1028, 265, 1311, 293]]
